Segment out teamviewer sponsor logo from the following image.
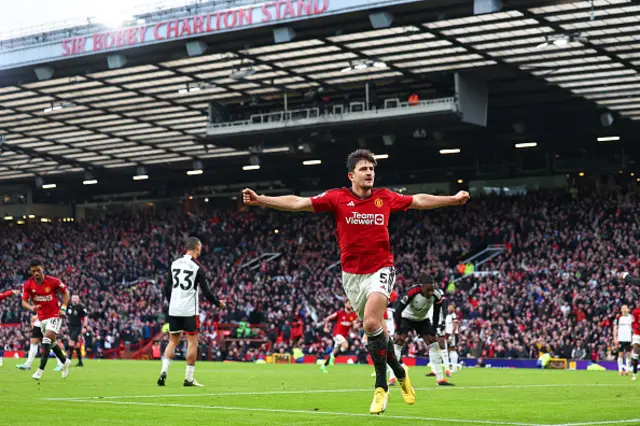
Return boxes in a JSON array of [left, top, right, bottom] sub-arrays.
[[345, 212, 384, 225], [33, 295, 53, 302]]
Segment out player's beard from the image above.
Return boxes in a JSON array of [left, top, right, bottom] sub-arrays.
[[360, 179, 374, 191]]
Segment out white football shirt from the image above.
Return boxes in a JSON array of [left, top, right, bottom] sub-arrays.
[[445, 312, 458, 335], [617, 314, 633, 342], [168, 254, 205, 317]]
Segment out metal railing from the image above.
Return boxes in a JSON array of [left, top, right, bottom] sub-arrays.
[[240, 252, 282, 270], [207, 97, 458, 132]]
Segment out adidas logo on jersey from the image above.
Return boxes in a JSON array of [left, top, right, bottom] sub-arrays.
[[347, 201, 355, 207]]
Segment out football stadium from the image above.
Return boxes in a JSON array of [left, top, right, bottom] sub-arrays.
[[1, 0, 640, 424]]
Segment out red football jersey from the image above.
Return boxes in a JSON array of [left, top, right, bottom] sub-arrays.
[[632, 307, 640, 336], [0, 290, 15, 302], [311, 188, 413, 274], [333, 310, 358, 337], [22, 275, 67, 321]]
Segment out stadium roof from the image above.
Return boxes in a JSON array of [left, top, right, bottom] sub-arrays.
[[1, 0, 639, 202]]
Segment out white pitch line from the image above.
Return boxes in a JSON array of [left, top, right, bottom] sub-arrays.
[[42, 383, 636, 401], [551, 420, 640, 426], [56, 399, 546, 426]]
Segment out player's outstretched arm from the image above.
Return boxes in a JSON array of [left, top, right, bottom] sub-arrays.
[[0, 289, 19, 301], [242, 188, 313, 212], [619, 272, 640, 287], [409, 191, 470, 210]]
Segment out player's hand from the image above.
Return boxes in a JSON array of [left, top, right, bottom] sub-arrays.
[[218, 300, 226, 310], [58, 309, 67, 318], [242, 188, 262, 206], [32, 304, 41, 312], [11, 289, 20, 295], [452, 191, 470, 205], [618, 271, 629, 281]]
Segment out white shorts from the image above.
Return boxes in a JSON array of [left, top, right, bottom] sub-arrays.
[[633, 335, 640, 346], [385, 315, 395, 336], [447, 334, 458, 347], [342, 266, 395, 320], [40, 317, 62, 335], [333, 334, 347, 346]]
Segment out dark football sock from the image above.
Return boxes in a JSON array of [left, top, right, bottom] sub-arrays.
[[76, 348, 83, 363], [39, 339, 51, 370], [366, 328, 388, 392], [51, 344, 67, 364], [386, 338, 406, 380]]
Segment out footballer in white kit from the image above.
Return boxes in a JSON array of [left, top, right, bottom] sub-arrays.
[[157, 237, 224, 388], [614, 305, 633, 376], [445, 304, 460, 373], [385, 291, 403, 385], [426, 298, 452, 378], [394, 274, 454, 386]]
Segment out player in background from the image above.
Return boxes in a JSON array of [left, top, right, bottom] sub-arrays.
[[445, 303, 460, 373], [157, 237, 225, 387], [21, 258, 72, 380], [385, 290, 402, 385], [66, 295, 88, 367], [394, 273, 454, 386], [632, 305, 640, 381], [0, 289, 20, 367], [613, 305, 633, 376], [243, 149, 469, 413], [437, 302, 452, 377], [616, 272, 640, 380], [16, 315, 64, 371], [321, 300, 358, 373], [425, 297, 451, 378]]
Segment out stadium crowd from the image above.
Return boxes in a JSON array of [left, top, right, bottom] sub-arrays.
[[0, 188, 638, 363]]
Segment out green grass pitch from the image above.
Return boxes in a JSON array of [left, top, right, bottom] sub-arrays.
[[1, 358, 638, 425]]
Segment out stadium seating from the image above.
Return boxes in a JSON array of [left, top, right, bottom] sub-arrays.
[[0, 188, 637, 363]]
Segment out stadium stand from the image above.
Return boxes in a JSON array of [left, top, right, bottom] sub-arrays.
[[1, 186, 637, 363]]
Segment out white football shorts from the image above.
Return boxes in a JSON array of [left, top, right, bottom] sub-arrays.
[[333, 334, 347, 346], [385, 312, 395, 336], [40, 317, 62, 335], [342, 266, 395, 320]]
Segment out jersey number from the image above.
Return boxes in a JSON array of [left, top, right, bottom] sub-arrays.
[[172, 269, 195, 291], [379, 268, 395, 293]]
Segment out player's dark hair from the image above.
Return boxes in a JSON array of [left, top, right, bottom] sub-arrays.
[[185, 237, 201, 251], [346, 149, 377, 172], [419, 272, 434, 286], [29, 258, 44, 268]]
